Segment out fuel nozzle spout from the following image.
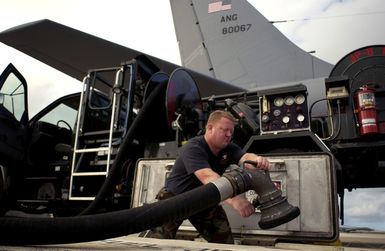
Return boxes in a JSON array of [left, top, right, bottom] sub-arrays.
[[222, 161, 300, 229], [255, 180, 300, 229]]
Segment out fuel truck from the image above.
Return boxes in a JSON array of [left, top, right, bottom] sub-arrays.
[[0, 23, 384, 245]]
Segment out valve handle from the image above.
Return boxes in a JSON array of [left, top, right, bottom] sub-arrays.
[[241, 160, 270, 175], [241, 160, 258, 169]]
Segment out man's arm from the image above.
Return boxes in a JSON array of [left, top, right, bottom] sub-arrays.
[[239, 153, 271, 170], [195, 168, 255, 217], [194, 167, 220, 184]]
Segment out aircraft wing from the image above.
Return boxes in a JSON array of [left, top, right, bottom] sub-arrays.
[[0, 19, 244, 97]]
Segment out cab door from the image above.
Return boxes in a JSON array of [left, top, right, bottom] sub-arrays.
[[0, 63, 28, 161]]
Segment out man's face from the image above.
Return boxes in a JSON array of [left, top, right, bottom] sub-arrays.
[[208, 117, 234, 149]]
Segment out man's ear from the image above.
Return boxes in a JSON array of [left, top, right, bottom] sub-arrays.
[[206, 123, 213, 132]]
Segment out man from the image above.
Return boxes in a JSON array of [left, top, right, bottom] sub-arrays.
[[153, 110, 270, 244]]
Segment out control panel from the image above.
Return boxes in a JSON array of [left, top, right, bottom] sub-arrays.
[[259, 84, 310, 134]]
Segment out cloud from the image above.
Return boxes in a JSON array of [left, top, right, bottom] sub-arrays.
[[343, 188, 385, 229], [295, 0, 385, 63], [249, 0, 385, 64]]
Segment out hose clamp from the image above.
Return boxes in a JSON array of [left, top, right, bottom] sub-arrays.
[[210, 177, 234, 201], [223, 167, 252, 195]]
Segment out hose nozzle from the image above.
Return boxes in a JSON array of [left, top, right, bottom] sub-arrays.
[[223, 163, 300, 229]]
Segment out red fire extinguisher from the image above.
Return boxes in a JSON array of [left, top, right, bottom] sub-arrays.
[[354, 85, 378, 135]]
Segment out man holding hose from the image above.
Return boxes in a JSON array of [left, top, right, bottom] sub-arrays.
[[152, 110, 270, 244]]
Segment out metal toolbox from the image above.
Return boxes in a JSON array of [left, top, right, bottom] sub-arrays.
[[131, 152, 338, 243]]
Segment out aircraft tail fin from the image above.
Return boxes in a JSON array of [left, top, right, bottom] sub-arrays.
[[170, 0, 333, 88]]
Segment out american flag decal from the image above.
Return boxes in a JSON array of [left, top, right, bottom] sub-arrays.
[[208, 0, 232, 13]]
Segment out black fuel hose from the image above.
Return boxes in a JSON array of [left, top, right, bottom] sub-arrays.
[[79, 80, 167, 215], [0, 181, 225, 245], [0, 162, 299, 245]]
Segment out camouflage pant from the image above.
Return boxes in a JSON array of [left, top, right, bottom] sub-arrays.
[[149, 187, 234, 244]]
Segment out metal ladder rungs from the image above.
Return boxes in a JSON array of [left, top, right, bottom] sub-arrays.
[[89, 160, 114, 166], [70, 196, 95, 201], [74, 147, 110, 153], [69, 65, 131, 201], [71, 171, 107, 176]]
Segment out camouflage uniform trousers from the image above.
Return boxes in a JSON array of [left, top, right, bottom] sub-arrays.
[[149, 187, 234, 244]]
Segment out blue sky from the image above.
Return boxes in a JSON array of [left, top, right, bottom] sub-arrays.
[[0, 0, 385, 230]]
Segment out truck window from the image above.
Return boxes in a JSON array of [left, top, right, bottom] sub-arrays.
[[0, 72, 25, 121], [38, 101, 78, 131]]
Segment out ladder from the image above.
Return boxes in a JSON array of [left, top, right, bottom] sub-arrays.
[[69, 63, 135, 200]]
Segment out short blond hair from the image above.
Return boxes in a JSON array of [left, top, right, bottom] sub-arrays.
[[206, 110, 236, 129]]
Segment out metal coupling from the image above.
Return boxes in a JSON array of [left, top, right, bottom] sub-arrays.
[[222, 165, 252, 196]]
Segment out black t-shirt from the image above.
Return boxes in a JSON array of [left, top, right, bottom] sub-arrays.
[[166, 135, 245, 195]]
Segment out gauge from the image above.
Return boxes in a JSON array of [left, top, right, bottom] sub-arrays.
[[297, 114, 305, 122], [295, 94, 306, 104], [261, 114, 270, 123], [284, 96, 294, 106], [273, 109, 281, 117], [274, 97, 284, 107], [282, 116, 290, 124]]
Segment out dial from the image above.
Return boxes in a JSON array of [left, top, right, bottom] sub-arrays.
[[284, 96, 294, 106], [261, 114, 270, 123], [295, 94, 305, 104], [282, 116, 290, 124], [297, 114, 305, 122], [274, 97, 284, 107], [273, 109, 281, 117]]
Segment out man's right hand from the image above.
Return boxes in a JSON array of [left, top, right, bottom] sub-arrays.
[[226, 195, 255, 217], [239, 153, 271, 170]]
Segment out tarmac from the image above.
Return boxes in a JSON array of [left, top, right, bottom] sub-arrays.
[[1, 233, 385, 251]]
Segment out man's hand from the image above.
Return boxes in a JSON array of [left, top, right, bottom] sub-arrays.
[[226, 195, 255, 217], [239, 153, 271, 170]]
